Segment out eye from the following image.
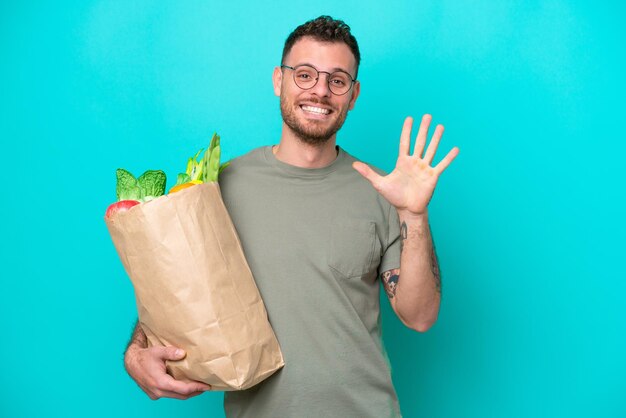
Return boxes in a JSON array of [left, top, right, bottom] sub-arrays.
[[330, 78, 346, 86]]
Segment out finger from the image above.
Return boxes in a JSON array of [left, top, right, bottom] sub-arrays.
[[399, 116, 413, 156], [352, 161, 384, 191], [423, 124, 444, 165], [413, 114, 432, 157], [155, 346, 186, 361], [434, 147, 460, 175], [161, 374, 212, 394], [152, 389, 206, 400]]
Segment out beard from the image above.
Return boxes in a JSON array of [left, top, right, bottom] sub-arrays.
[[279, 93, 350, 146]]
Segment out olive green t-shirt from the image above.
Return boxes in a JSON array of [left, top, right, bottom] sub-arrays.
[[219, 145, 402, 418]]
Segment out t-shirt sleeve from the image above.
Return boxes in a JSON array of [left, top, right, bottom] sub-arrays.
[[378, 203, 401, 274]]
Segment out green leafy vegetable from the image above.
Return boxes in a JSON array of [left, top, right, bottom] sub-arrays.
[[186, 149, 204, 180], [137, 170, 167, 199], [116, 169, 141, 201], [175, 173, 190, 186], [176, 132, 229, 184], [207, 145, 221, 182], [115, 168, 167, 202], [218, 161, 230, 175]]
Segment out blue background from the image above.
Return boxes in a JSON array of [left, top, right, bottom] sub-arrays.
[[1, 1, 624, 417]]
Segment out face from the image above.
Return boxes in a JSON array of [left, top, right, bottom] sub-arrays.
[[273, 37, 361, 146]]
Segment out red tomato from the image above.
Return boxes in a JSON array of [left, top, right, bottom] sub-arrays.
[[105, 200, 140, 219]]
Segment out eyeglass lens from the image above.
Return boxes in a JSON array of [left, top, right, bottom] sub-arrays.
[[292, 65, 352, 95]]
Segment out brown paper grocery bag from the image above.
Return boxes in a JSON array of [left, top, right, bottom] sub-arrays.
[[105, 182, 284, 390]]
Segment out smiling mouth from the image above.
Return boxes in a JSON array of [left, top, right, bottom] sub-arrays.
[[300, 105, 332, 115]]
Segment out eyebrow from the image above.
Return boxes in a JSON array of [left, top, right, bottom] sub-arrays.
[[296, 62, 354, 76]]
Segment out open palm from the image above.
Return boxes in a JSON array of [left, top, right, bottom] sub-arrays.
[[353, 115, 459, 216]]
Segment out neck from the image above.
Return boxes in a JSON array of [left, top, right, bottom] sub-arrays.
[[273, 126, 338, 168]]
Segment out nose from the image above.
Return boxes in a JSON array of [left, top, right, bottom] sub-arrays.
[[310, 72, 332, 97]]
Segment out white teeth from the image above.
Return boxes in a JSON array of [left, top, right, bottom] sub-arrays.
[[301, 105, 330, 115]]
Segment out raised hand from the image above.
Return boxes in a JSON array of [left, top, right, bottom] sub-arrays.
[[352, 115, 459, 216]]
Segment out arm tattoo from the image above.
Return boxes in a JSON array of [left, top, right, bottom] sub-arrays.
[[400, 221, 408, 253], [430, 239, 442, 294], [399, 220, 442, 296], [381, 269, 400, 299]]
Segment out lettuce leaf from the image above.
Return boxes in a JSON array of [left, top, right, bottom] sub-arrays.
[[116, 168, 166, 202], [137, 170, 167, 199], [116, 169, 141, 201]]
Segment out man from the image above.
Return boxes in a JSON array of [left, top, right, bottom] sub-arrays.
[[124, 15, 458, 417]]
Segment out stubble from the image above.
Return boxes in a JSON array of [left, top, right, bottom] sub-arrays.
[[279, 93, 350, 146]]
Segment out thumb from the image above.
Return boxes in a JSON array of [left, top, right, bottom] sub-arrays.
[[158, 346, 186, 361], [352, 161, 383, 189]]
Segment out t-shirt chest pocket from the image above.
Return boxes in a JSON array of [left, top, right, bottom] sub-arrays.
[[327, 219, 382, 279]]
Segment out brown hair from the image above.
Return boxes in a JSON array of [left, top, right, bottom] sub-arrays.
[[281, 15, 361, 78]]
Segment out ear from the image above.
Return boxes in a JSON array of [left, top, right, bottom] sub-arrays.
[[348, 80, 361, 110], [272, 66, 283, 97]]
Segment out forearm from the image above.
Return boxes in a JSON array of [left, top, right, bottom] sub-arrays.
[[124, 320, 148, 374], [395, 210, 441, 331], [126, 320, 148, 352]]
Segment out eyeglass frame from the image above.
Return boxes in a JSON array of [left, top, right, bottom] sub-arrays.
[[280, 64, 357, 96]]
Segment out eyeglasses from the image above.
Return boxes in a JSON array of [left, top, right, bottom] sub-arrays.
[[280, 64, 356, 96]]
